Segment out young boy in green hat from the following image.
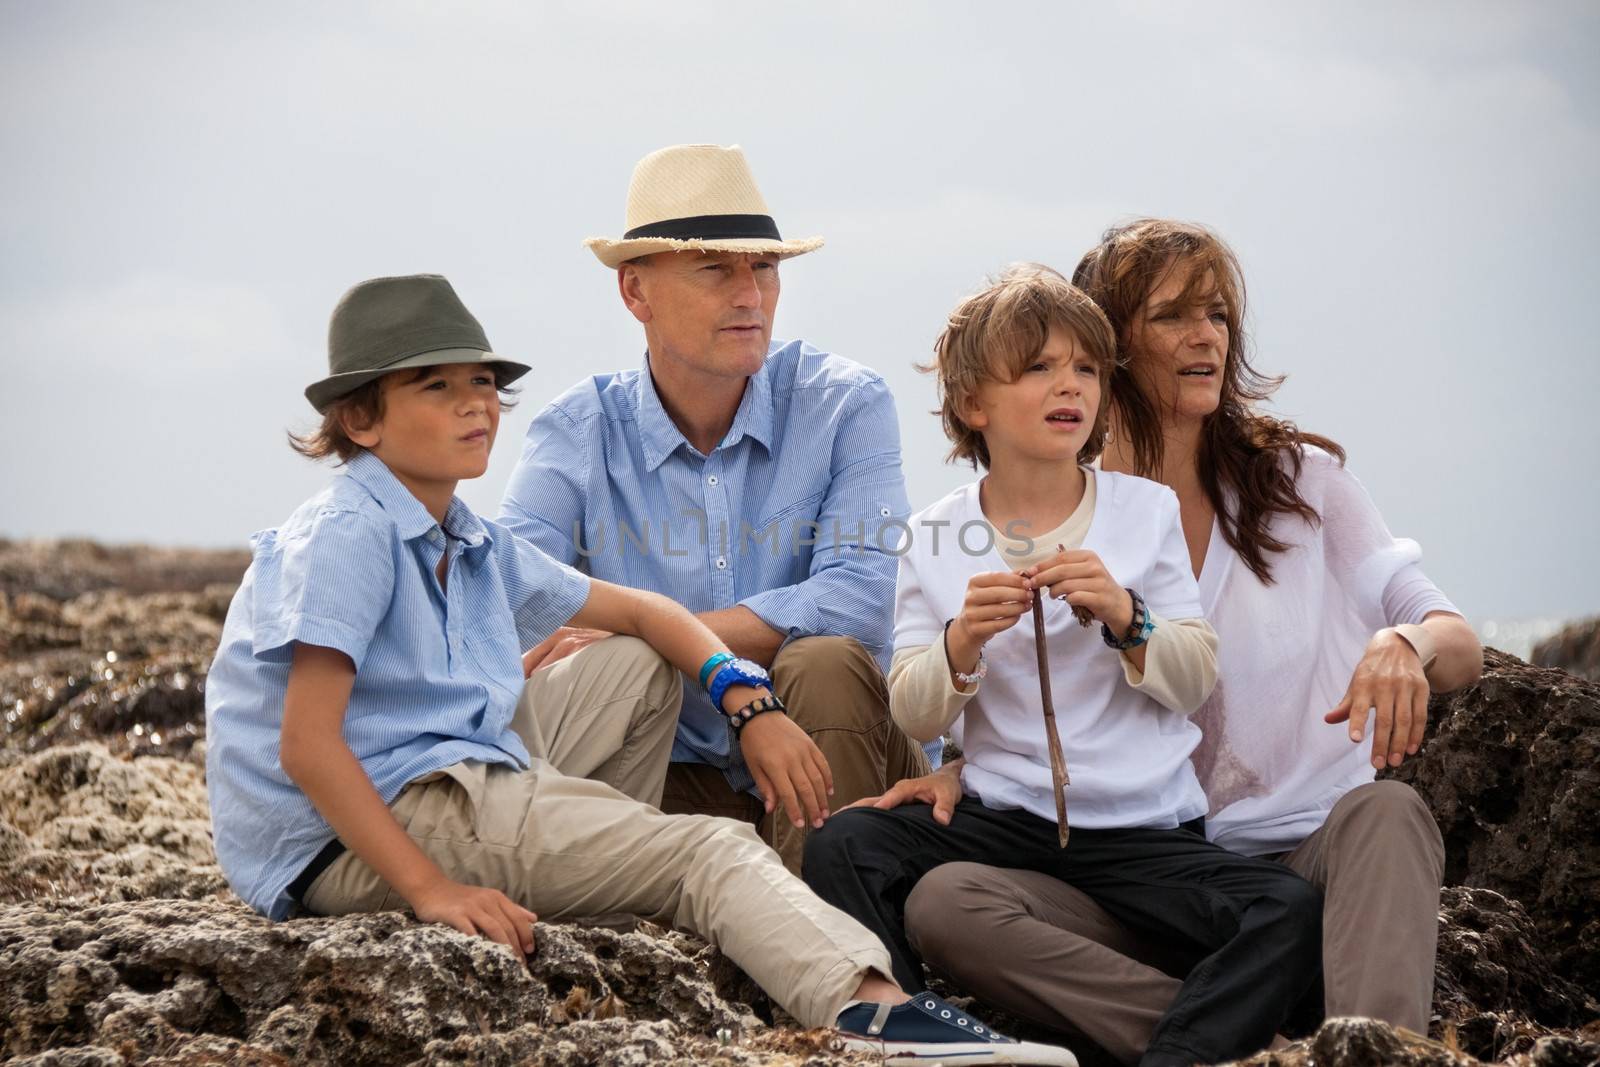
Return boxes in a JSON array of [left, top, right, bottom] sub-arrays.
[[203, 273, 1075, 1066]]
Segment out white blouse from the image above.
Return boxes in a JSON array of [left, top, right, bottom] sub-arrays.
[[1194, 447, 1458, 856]]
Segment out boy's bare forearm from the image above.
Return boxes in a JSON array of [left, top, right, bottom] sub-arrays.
[[695, 606, 785, 667], [280, 643, 448, 906], [283, 740, 449, 903], [572, 582, 774, 697]]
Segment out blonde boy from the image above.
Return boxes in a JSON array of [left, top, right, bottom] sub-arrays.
[[802, 267, 1324, 1067]]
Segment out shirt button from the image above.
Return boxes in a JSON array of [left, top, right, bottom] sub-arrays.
[[428, 529, 444, 546], [716, 557, 727, 570], [708, 475, 719, 487], [880, 507, 891, 517]]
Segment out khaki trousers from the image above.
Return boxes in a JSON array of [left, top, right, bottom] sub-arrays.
[[302, 635, 892, 1029], [659, 636, 932, 875], [904, 780, 1446, 1064]]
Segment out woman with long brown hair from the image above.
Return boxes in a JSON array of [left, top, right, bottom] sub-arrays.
[[869, 220, 1483, 1061]]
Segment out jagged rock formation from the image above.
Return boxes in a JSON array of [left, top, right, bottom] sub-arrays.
[[1, 545, 1597, 1065], [1387, 650, 1600, 992]]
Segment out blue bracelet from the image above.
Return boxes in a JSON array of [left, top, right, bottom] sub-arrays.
[[1101, 588, 1156, 650], [698, 652, 734, 690]]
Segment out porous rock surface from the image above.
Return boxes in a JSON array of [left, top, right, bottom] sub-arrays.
[[1, 544, 1597, 1065]]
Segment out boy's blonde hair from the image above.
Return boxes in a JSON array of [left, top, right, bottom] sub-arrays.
[[921, 264, 1118, 470]]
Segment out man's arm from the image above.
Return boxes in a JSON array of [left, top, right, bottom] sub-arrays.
[[569, 579, 834, 829], [498, 402, 588, 565], [278, 643, 536, 958], [738, 376, 911, 658]]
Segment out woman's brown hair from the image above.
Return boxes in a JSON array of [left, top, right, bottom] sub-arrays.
[[1072, 219, 1344, 584], [288, 364, 520, 464], [922, 263, 1118, 470]]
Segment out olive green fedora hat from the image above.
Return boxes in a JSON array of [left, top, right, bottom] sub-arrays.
[[305, 274, 531, 413]]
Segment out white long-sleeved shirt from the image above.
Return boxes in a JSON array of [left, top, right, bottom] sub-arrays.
[[889, 470, 1218, 742], [892, 468, 1218, 829]]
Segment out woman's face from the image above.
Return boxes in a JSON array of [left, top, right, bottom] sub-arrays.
[[1127, 257, 1230, 426]]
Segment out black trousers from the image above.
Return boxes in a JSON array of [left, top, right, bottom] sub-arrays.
[[802, 799, 1323, 1067]]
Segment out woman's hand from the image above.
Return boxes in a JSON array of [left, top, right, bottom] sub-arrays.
[[1026, 549, 1133, 635], [410, 877, 538, 961], [948, 572, 1034, 674], [846, 758, 965, 826], [1325, 628, 1431, 768]]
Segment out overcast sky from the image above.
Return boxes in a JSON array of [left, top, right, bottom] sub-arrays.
[[2, 2, 1596, 624]]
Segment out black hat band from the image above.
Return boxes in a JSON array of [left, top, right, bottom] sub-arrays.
[[623, 213, 782, 242]]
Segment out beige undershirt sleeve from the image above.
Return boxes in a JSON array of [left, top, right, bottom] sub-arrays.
[[888, 641, 978, 744], [1119, 614, 1218, 714]]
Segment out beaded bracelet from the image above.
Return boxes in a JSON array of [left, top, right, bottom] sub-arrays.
[[728, 695, 787, 734], [943, 619, 988, 685], [1101, 587, 1156, 650]]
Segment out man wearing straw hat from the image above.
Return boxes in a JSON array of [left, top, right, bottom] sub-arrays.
[[500, 144, 934, 873]]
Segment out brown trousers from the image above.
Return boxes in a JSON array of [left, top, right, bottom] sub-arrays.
[[301, 635, 893, 1028], [659, 636, 932, 874], [904, 780, 1446, 1065]]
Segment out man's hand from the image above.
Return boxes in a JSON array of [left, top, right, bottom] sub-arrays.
[[409, 878, 538, 961], [1325, 628, 1431, 769], [740, 712, 834, 830], [1025, 549, 1133, 635], [847, 758, 965, 825], [523, 627, 613, 677]]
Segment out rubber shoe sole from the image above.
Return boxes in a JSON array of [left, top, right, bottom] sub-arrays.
[[835, 1033, 1081, 1065]]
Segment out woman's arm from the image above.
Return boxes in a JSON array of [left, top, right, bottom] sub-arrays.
[[1402, 612, 1484, 693], [1324, 611, 1483, 770], [279, 644, 537, 958]]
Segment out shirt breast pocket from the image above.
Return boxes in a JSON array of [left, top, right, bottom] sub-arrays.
[[467, 622, 526, 694], [745, 490, 826, 556]]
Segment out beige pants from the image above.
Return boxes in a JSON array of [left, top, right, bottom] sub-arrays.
[[659, 636, 932, 874], [904, 780, 1446, 1064], [302, 635, 892, 1028]]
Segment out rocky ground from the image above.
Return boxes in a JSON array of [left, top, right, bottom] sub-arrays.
[[1, 537, 1596, 1066]]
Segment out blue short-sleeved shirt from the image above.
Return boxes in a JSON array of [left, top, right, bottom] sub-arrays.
[[205, 451, 591, 919]]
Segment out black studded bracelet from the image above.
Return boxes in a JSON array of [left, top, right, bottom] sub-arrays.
[[729, 695, 787, 734]]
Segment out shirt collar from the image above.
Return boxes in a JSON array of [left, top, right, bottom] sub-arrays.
[[344, 451, 492, 551], [635, 348, 774, 473]]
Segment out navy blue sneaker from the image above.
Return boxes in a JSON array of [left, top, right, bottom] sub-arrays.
[[834, 991, 1078, 1065]]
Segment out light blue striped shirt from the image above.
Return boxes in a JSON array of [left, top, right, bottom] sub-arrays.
[[499, 340, 933, 790], [206, 451, 591, 919]]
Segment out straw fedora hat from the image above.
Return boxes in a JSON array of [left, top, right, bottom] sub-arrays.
[[584, 144, 824, 269], [304, 274, 530, 413]]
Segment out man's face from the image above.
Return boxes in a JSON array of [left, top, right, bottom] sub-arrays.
[[620, 250, 780, 379]]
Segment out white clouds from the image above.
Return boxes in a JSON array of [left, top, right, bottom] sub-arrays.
[[0, 2, 1596, 618]]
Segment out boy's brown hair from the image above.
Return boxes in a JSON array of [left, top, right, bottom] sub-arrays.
[[287, 364, 521, 464], [920, 264, 1118, 470]]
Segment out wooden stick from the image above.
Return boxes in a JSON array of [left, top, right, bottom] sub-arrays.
[[1032, 588, 1071, 847]]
